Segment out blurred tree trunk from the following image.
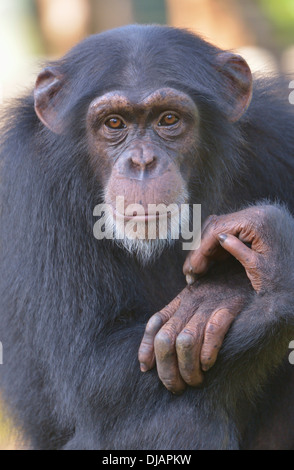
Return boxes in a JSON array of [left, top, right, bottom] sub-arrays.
[[89, 0, 134, 33], [166, 0, 277, 53]]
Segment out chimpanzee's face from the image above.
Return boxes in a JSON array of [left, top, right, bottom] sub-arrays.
[[85, 87, 200, 261], [86, 87, 199, 205]]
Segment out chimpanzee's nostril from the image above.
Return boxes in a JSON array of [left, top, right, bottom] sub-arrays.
[[130, 154, 157, 170], [146, 155, 157, 169]]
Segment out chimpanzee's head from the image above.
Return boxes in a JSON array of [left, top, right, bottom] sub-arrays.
[[34, 25, 252, 262]]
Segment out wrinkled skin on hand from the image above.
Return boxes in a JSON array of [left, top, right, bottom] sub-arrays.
[[183, 205, 285, 294], [139, 260, 252, 394], [139, 204, 291, 394]]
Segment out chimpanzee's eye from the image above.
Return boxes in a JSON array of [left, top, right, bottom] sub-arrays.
[[105, 117, 126, 129], [158, 113, 179, 127]]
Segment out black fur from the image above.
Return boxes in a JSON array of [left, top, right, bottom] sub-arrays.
[[1, 25, 294, 450]]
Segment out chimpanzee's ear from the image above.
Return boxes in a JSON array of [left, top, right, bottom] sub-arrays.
[[215, 53, 253, 122], [34, 67, 66, 134]]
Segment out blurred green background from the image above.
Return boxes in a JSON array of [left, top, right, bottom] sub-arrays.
[[1, 0, 294, 450], [256, 0, 294, 46]]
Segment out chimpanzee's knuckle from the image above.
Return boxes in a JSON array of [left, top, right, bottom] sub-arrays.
[[182, 374, 194, 385], [207, 214, 218, 225], [206, 314, 228, 333], [206, 322, 216, 334], [145, 313, 162, 335], [250, 259, 258, 271], [246, 254, 259, 272], [206, 214, 219, 232], [176, 331, 195, 351], [154, 330, 174, 353]]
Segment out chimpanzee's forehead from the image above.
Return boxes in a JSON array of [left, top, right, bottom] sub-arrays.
[[64, 25, 217, 93]]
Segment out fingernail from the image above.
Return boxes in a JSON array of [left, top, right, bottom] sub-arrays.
[[218, 233, 227, 243], [186, 273, 196, 285], [140, 363, 148, 372]]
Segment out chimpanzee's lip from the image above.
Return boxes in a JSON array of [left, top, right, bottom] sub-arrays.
[[113, 209, 177, 222], [113, 210, 160, 222]]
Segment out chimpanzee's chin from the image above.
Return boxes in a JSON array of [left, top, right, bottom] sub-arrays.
[[116, 237, 175, 265]]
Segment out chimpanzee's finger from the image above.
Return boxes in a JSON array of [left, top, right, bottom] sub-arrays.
[[183, 216, 233, 276], [176, 314, 206, 387], [154, 302, 198, 394], [182, 216, 217, 277], [218, 233, 261, 291], [138, 295, 181, 372], [200, 299, 243, 371], [183, 245, 215, 277], [185, 272, 197, 285]]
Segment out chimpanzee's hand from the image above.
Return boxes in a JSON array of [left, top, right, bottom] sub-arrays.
[[138, 261, 251, 394], [139, 204, 294, 394], [183, 204, 289, 293]]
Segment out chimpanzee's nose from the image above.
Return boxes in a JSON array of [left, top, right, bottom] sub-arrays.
[[128, 147, 157, 171]]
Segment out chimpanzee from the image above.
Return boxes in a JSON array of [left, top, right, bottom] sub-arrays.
[[1, 24, 294, 450]]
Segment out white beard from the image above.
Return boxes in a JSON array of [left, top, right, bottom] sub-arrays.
[[101, 199, 190, 265], [115, 236, 175, 265]]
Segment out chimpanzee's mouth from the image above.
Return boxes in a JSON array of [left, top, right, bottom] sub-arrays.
[[113, 209, 178, 223], [115, 211, 158, 222]]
